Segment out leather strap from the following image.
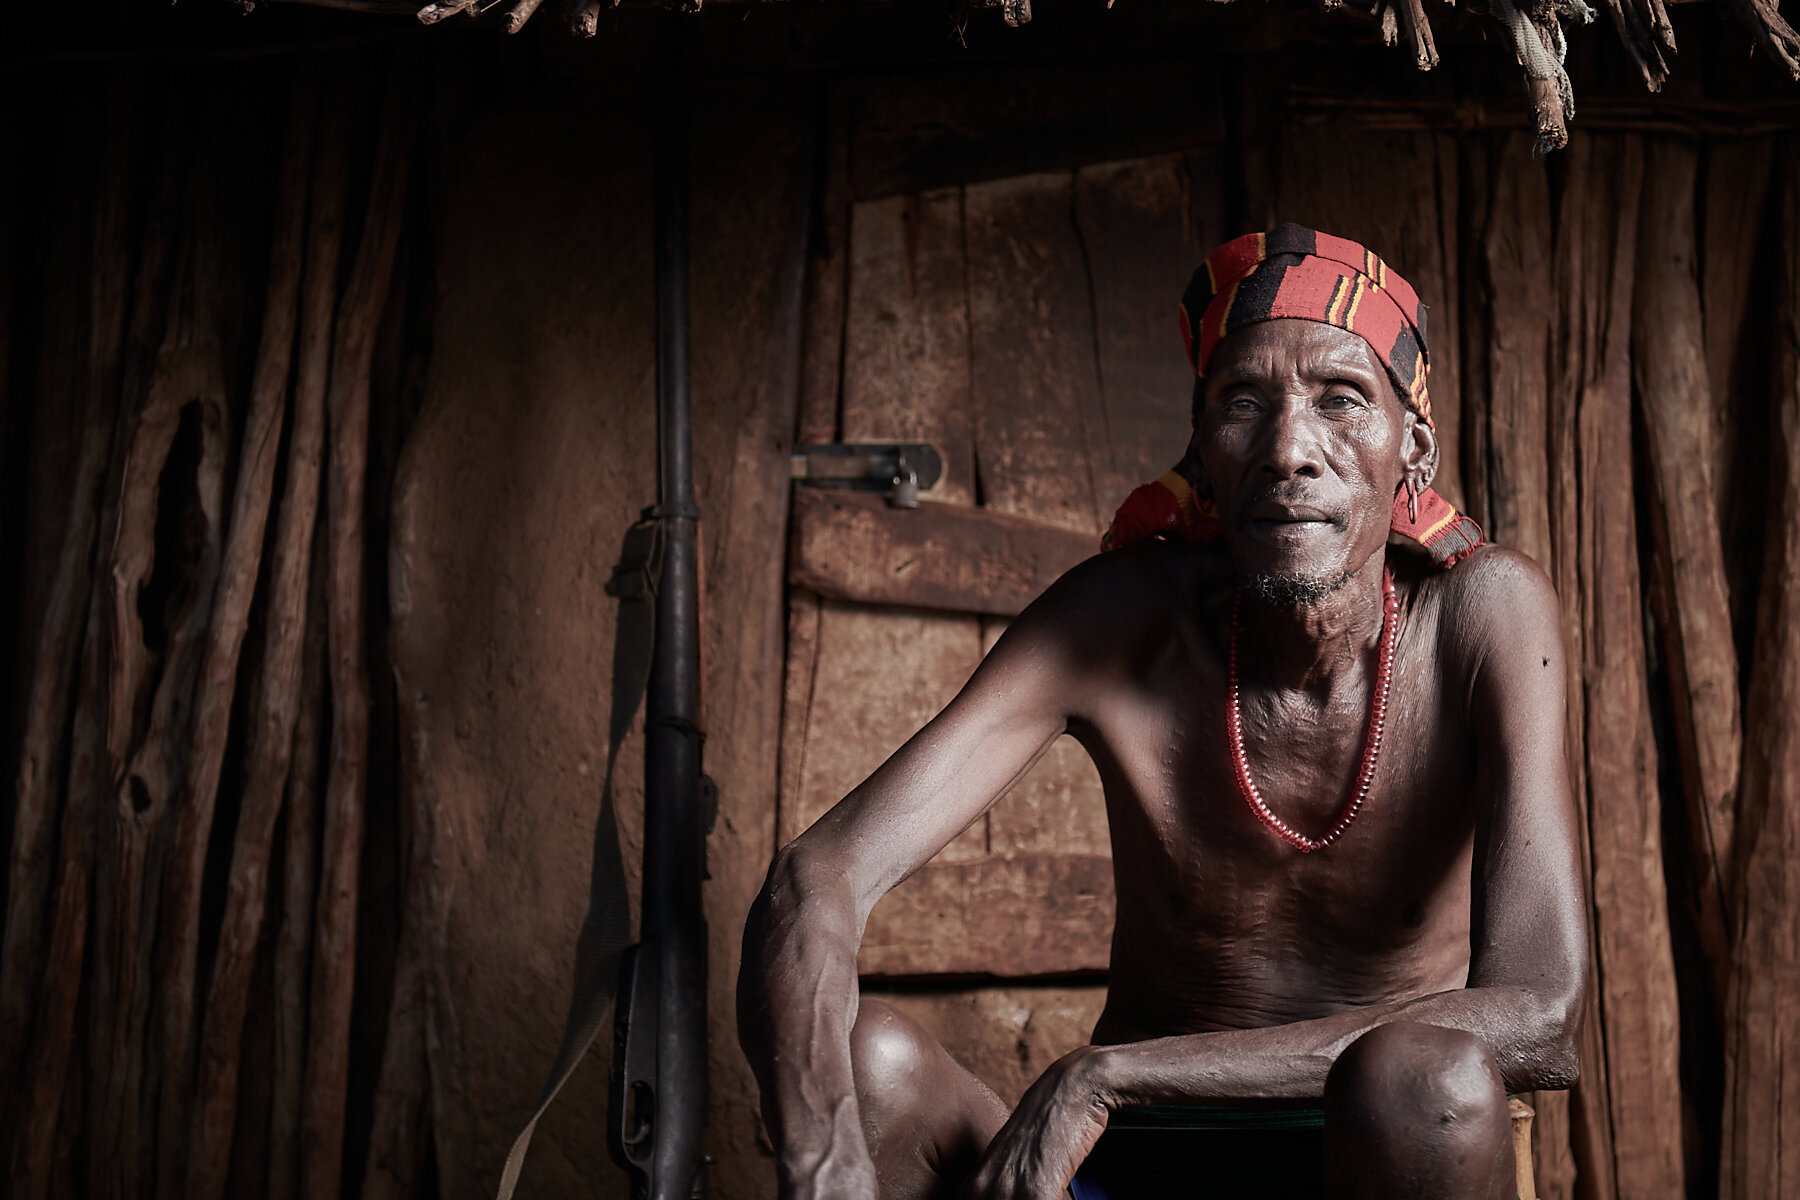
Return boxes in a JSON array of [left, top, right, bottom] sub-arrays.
[[494, 519, 661, 1200]]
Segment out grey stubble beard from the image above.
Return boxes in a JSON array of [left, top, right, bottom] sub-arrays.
[[1245, 568, 1355, 608]]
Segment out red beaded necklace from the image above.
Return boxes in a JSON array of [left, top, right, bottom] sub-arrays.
[[1227, 566, 1399, 853]]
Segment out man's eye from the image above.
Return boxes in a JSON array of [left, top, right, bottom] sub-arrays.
[[1322, 392, 1359, 410]]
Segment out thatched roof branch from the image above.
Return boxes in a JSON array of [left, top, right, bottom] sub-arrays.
[[1726, 0, 1800, 78], [255, 0, 1800, 149]]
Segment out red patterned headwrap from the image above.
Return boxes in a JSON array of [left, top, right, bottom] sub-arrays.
[[1103, 224, 1484, 568]]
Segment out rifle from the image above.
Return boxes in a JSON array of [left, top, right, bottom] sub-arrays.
[[608, 23, 710, 1200], [492, 22, 708, 1200]]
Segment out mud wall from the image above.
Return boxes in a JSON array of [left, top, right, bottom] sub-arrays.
[[388, 69, 810, 1197]]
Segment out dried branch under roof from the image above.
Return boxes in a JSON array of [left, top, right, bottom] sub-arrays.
[[265, 0, 1800, 150]]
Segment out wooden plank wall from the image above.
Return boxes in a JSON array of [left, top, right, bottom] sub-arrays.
[[2, 39, 1799, 1200]]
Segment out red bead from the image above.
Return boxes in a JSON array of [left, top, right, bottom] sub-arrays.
[[1228, 566, 1396, 853]]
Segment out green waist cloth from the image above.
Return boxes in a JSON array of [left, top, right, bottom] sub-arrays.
[[1070, 1105, 1327, 1200], [1071, 1103, 1523, 1199]]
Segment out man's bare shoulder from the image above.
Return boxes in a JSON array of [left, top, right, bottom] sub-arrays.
[[1423, 543, 1559, 623], [1412, 542, 1565, 686]]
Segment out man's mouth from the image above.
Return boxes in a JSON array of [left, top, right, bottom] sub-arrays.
[[1244, 502, 1343, 529]]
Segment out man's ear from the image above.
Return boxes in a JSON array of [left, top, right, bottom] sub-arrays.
[[1401, 410, 1438, 494]]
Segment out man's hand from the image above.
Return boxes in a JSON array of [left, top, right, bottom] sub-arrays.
[[965, 1049, 1112, 1200]]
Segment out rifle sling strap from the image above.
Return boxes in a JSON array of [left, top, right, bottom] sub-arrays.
[[494, 519, 661, 1200]]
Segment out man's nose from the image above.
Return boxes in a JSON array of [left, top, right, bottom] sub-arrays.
[[1258, 401, 1325, 479]]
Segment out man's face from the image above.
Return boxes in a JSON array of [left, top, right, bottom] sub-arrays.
[[1192, 319, 1424, 602]]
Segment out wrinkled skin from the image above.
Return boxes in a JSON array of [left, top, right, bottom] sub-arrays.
[[739, 320, 1587, 1200]]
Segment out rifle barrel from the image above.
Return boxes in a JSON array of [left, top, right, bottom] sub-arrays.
[[642, 18, 708, 1200]]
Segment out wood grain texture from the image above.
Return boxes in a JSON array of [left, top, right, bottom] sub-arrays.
[[1632, 137, 1741, 1002], [779, 87, 849, 858], [1701, 139, 1777, 531], [0, 119, 129, 1156], [1571, 134, 1686, 1200], [270, 528, 329, 1200], [1475, 135, 1554, 566], [775, 591, 825, 852], [301, 82, 410, 1200], [859, 854, 1115, 979], [1526, 1089, 1575, 1200], [850, 61, 1225, 203], [362, 296, 438, 1198], [34, 139, 236, 1200], [965, 170, 1108, 537], [1459, 142, 1494, 534], [1071, 154, 1211, 516], [1507, 1098, 1539, 1200], [789, 597, 986, 861], [1720, 144, 1800, 1200], [112, 375, 234, 1159], [1543, 131, 1610, 1200], [121, 223, 236, 1200], [793, 188, 988, 866], [83, 142, 185, 1200], [963, 170, 1112, 864], [12, 591, 108, 1200], [261, 100, 349, 1200], [1475, 136, 1588, 1196], [183, 82, 319, 1200], [843, 190, 978, 503], [799, 153, 1207, 975], [795, 82, 851, 449], [1274, 124, 1464, 506], [790, 490, 1095, 617]]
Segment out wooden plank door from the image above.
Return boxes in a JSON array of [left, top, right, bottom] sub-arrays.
[[776, 151, 1221, 983]]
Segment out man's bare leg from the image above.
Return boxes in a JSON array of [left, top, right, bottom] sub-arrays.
[[850, 999, 1011, 1200], [1323, 1022, 1515, 1200]]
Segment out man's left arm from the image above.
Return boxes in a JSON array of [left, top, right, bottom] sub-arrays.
[[970, 550, 1588, 1196]]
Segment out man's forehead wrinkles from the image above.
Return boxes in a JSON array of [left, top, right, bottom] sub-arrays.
[[1210, 343, 1385, 388], [1215, 322, 1382, 367], [1289, 330, 1385, 380], [1295, 348, 1384, 387]]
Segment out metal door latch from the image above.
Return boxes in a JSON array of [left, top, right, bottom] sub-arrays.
[[790, 443, 943, 509]]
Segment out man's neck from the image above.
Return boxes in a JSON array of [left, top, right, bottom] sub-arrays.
[[1233, 551, 1390, 696]]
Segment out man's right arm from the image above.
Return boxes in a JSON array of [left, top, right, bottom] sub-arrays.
[[736, 553, 1135, 1197], [737, 845, 879, 1198]]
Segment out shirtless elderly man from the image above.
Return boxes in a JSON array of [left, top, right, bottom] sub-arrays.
[[738, 225, 1586, 1200]]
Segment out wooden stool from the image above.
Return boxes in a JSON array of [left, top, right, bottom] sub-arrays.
[[1509, 1097, 1538, 1200]]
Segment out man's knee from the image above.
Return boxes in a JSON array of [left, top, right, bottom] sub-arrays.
[[850, 1002, 928, 1102], [1327, 1021, 1508, 1126], [1324, 1023, 1512, 1197], [848, 999, 1006, 1191]]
